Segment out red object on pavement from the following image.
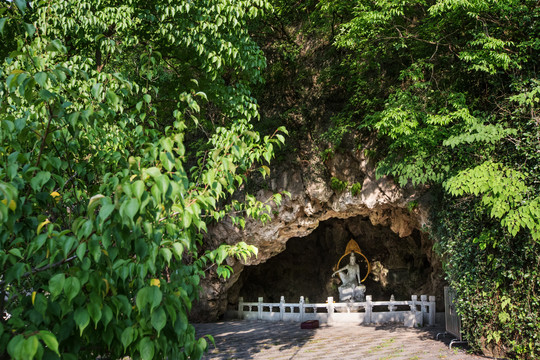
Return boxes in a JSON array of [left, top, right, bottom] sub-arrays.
[[300, 320, 319, 329]]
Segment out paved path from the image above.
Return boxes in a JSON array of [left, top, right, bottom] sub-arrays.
[[194, 321, 487, 360]]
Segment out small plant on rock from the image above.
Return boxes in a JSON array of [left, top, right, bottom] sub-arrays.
[[351, 182, 362, 196], [330, 177, 348, 192], [407, 200, 418, 212]]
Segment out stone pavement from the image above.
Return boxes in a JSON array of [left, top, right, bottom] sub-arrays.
[[194, 320, 488, 360]]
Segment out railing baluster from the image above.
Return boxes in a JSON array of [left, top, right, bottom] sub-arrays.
[[410, 295, 417, 311], [239, 297, 244, 319], [327, 297, 334, 324], [258, 297, 263, 320], [365, 295, 372, 324], [429, 296, 436, 326]]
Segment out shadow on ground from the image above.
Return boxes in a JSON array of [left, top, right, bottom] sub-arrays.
[[195, 321, 317, 359], [373, 323, 473, 349], [194, 320, 486, 360]]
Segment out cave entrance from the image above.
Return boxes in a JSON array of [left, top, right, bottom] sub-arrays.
[[230, 214, 441, 307]]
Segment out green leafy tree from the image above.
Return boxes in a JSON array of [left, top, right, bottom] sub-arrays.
[[332, 0, 539, 240], [314, 0, 540, 357], [0, 0, 285, 359]]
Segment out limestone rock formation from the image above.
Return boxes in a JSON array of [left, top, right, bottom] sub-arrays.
[[191, 149, 441, 321]]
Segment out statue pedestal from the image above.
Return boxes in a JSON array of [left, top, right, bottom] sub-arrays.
[[338, 284, 366, 302]]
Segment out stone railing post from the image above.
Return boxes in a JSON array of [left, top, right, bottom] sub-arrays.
[[429, 296, 436, 326], [280, 296, 285, 321], [388, 294, 396, 312], [258, 297, 263, 320], [327, 297, 334, 324], [421, 295, 427, 315], [238, 297, 244, 319], [410, 295, 417, 312], [365, 295, 372, 324], [299, 296, 305, 322]]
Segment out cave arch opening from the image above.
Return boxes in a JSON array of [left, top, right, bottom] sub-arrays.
[[228, 214, 443, 309]]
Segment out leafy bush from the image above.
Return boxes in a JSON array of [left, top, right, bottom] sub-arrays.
[[433, 195, 540, 359], [0, 1, 284, 359], [350, 182, 362, 196], [407, 201, 418, 213], [318, 0, 540, 357], [330, 177, 348, 192]]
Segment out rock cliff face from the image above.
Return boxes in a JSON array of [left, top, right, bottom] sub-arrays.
[[191, 148, 444, 321]]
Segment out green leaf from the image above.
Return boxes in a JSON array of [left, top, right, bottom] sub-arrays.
[[183, 210, 192, 228], [45, 39, 66, 53], [145, 167, 161, 178], [7, 335, 24, 360], [135, 287, 150, 311], [0, 18, 7, 36], [172, 242, 184, 259], [161, 137, 173, 152], [49, 273, 65, 300], [174, 311, 188, 335], [88, 194, 104, 211], [39, 89, 55, 100], [102, 305, 113, 329], [139, 337, 155, 360], [68, 111, 80, 127], [99, 199, 115, 220], [121, 327, 136, 352], [23, 23, 35, 38], [156, 175, 170, 196], [22, 336, 39, 360], [30, 171, 51, 191], [160, 247, 172, 265], [160, 152, 174, 172], [215, 246, 227, 264], [38, 331, 60, 356], [122, 197, 139, 222], [192, 337, 207, 359], [64, 277, 81, 303], [137, 286, 162, 312], [91, 83, 102, 99], [4, 262, 25, 283], [74, 308, 90, 336], [8, 248, 22, 258], [151, 307, 167, 335], [76, 242, 87, 261], [34, 72, 47, 87], [14, 0, 26, 15], [63, 236, 76, 256], [88, 302, 102, 327], [106, 90, 119, 106], [132, 180, 145, 200]]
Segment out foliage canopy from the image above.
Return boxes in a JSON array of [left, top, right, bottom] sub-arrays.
[[313, 0, 540, 357], [252, 0, 540, 357], [2, 0, 540, 358], [0, 0, 286, 359]]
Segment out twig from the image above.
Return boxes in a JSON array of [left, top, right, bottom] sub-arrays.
[[0, 255, 78, 287]]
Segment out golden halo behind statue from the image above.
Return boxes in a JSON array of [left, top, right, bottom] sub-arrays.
[[333, 240, 371, 283]]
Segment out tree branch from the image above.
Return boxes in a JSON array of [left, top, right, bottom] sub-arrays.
[[0, 255, 78, 287]]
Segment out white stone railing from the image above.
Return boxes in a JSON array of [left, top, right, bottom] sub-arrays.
[[238, 295, 436, 327]]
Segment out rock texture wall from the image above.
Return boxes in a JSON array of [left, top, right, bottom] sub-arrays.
[[191, 149, 442, 321]]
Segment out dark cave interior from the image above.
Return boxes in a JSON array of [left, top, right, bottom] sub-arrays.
[[228, 215, 443, 309]]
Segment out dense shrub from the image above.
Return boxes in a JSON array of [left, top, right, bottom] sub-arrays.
[[433, 194, 540, 359]]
